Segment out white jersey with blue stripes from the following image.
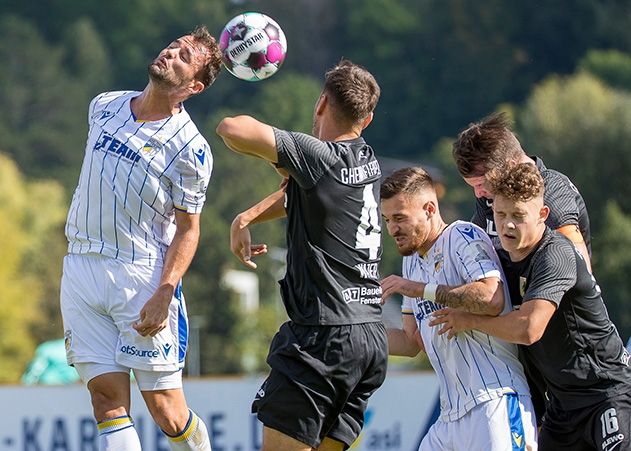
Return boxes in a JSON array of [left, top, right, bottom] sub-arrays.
[[65, 91, 213, 265], [401, 221, 530, 422]]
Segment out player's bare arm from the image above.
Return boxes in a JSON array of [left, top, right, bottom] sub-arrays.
[[556, 224, 592, 272], [380, 274, 425, 300], [387, 315, 424, 356], [134, 210, 200, 337], [429, 298, 557, 345], [230, 189, 287, 269], [381, 274, 504, 315], [216, 115, 278, 162], [433, 276, 504, 315]]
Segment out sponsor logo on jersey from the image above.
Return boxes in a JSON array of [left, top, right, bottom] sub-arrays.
[[511, 432, 523, 448], [162, 343, 172, 358], [98, 111, 114, 121], [194, 147, 206, 164], [142, 137, 163, 156], [120, 345, 159, 359], [355, 262, 379, 279], [602, 433, 625, 451], [94, 132, 141, 163], [341, 286, 382, 305], [414, 299, 442, 322], [460, 226, 476, 240]]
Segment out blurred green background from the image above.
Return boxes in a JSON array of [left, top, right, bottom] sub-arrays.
[[1, 0, 631, 383]]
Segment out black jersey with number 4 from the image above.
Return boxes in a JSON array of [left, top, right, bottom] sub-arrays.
[[509, 228, 631, 410], [473, 156, 592, 254], [274, 128, 383, 326]]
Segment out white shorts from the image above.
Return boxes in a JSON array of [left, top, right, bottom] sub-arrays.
[[61, 253, 188, 373], [420, 394, 537, 451]]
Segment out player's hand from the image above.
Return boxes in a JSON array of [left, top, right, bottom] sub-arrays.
[[133, 287, 172, 337], [429, 308, 473, 339], [380, 275, 425, 302], [230, 216, 267, 269]]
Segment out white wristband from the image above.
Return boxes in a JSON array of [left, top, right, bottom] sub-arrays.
[[424, 283, 438, 302]]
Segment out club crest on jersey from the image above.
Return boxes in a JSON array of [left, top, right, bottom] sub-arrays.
[[142, 137, 163, 156], [64, 330, 72, 353], [434, 252, 444, 273], [519, 277, 527, 296]]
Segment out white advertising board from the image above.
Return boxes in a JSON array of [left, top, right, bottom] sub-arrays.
[[0, 372, 439, 451]]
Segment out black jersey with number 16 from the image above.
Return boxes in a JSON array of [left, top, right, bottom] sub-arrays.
[[274, 128, 383, 326]]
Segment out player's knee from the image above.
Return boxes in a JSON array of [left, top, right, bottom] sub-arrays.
[[147, 399, 189, 436], [89, 390, 128, 422]]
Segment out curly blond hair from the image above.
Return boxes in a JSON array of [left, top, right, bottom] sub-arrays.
[[487, 162, 544, 202]]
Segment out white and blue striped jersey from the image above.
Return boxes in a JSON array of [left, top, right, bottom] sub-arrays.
[[401, 221, 530, 422], [65, 91, 213, 265]]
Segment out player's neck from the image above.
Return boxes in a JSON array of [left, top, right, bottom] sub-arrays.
[[417, 219, 448, 256], [131, 85, 184, 121]]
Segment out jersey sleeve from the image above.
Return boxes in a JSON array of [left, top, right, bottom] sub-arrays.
[[451, 224, 502, 283], [171, 139, 213, 214], [523, 239, 577, 307], [273, 128, 340, 189], [543, 171, 581, 229], [401, 256, 415, 315]]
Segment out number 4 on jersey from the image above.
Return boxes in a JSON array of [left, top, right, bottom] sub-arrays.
[[356, 184, 381, 260]]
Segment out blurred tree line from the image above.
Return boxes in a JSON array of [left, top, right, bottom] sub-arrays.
[[1, 0, 630, 382]]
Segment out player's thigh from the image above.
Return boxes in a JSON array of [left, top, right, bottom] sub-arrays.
[[586, 393, 631, 451], [326, 323, 388, 447], [110, 264, 187, 373], [419, 420, 452, 451], [61, 254, 120, 365], [453, 394, 537, 451], [262, 426, 313, 451]]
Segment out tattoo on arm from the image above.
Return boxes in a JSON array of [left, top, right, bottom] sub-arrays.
[[435, 284, 492, 314]]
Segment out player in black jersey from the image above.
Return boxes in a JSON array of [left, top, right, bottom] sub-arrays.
[[216, 60, 387, 451], [430, 163, 631, 451], [452, 112, 593, 424], [452, 112, 592, 271]]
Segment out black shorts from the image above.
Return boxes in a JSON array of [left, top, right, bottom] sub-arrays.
[[539, 391, 631, 450], [252, 321, 388, 449]]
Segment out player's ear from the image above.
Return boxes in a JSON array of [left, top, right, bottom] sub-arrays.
[[539, 205, 550, 223], [360, 111, 374, 130], [315, 94, 327, 116], [425, 200, 437, 217], [190, 80, 205, 95]]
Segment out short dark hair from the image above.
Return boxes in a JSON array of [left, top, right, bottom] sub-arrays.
[[381, 167, 436, 200], [487, 162, 544, 202], [191, 25, 223, 88], [323, 59, 380, 125], [452, 112, 524, 177]]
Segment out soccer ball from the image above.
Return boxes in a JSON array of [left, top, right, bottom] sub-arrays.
[[219, 12, 287, 82]]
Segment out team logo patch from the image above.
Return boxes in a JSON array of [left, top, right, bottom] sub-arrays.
[[519, 277, 527, 296], [142, 137, 163, 156], [434, 252, 444, 273], [64, 330, 72, 353]]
